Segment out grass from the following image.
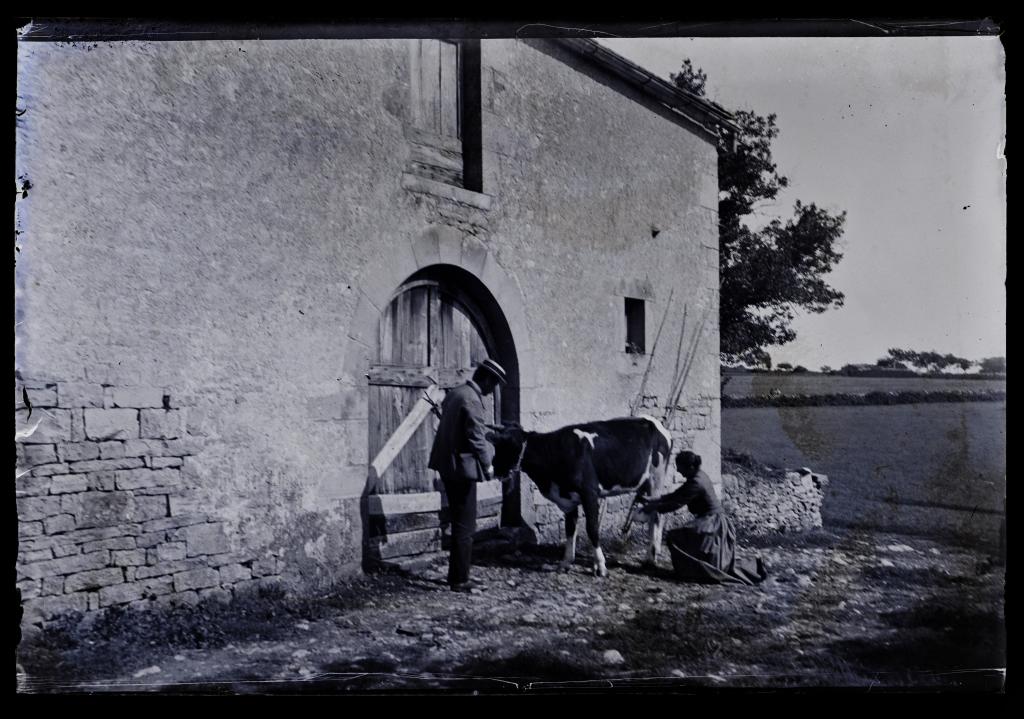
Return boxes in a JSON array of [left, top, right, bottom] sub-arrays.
[[723, 401, 1006, 549], [722, 373, 1006, 398]]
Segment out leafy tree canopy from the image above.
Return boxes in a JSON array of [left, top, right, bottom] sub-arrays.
[[672, 62, 847, 366]]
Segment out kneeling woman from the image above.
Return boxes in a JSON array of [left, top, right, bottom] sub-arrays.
[[637, 451, 767, 585]]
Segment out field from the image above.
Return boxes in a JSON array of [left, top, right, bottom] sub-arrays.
[[723, 402, 1007, 549], [722, 373, 1006, 398]]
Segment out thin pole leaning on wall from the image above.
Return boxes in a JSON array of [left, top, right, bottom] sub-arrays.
[[629, 289, 674, 417]]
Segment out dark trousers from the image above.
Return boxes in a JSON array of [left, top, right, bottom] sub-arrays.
[[441, 476, 477, 586]]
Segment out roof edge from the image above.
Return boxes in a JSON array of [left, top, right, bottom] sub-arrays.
[[553, 38, 739, 139]]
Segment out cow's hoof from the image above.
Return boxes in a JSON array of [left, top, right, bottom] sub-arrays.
[[557, 561, 573, 573], [593, 565, 608, 578]]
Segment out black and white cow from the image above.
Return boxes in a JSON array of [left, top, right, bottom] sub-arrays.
[[486, 415, 672, 577]]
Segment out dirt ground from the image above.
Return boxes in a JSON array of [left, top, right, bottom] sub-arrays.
[[17, 525, 1005, 694]]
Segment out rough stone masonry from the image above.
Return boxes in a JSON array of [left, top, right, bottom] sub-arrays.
[[15, 377, 284, 628]]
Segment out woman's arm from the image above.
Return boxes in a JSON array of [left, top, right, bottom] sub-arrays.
[[642, 479, 700, 515]]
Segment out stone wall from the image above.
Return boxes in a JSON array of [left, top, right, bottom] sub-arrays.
[[721, 469, 828, 535], [15, 375, 283, 626], [524, 466, 827, 549]]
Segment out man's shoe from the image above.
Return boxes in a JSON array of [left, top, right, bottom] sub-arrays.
[[450, 578, 486, 593]]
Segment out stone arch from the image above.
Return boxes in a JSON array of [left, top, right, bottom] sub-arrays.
[[342, 226, 535, 392]]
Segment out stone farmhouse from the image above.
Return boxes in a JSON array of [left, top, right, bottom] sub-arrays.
[[16, 34, 731, 624]]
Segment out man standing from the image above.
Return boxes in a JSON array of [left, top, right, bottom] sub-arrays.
[[428, 358, 507, 592]]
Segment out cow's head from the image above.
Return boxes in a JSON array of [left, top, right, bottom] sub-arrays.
[[485, 423, 527, 480]]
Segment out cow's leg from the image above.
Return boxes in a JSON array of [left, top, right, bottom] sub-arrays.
[[560, 505, 580, 571], [581, 492, 607, 577], [644, 454, 670, 566], [647, 511, 665, 565]]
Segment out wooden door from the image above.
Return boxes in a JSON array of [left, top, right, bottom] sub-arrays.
[[368, 281, 499, 495]]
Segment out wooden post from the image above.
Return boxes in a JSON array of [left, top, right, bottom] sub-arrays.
[[368, 384, 446, 489]]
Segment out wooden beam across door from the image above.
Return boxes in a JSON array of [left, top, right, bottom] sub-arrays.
[[368, 383, 447, 490]]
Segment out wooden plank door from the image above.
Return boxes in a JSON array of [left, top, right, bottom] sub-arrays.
[[368, 281, 498, 495]]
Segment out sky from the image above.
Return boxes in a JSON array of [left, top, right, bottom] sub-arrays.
[[600, 37, 1006, 370]]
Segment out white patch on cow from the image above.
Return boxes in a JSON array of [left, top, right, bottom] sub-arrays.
[[638, 414, 672, 448], [572, 428, 599, 449]]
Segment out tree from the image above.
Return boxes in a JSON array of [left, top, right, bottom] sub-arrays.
[[672, 63, 847, 366], [885, 348, 975, 373], [776, 362, 793, 371], [979, 356, 1006, 374], [876, 357, 909, 369], [820, 365, 833, 374]]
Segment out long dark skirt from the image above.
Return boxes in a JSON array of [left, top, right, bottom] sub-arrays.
[[666, 512, 768, 585]]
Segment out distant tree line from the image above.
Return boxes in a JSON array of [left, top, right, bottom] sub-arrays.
[[723, 350, 1006, 376]]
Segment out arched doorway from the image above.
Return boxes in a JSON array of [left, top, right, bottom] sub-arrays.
[[365, 265, 520, 564]]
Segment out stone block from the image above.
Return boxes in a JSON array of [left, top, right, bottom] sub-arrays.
[[45, 515, 79, 537], [19, 521, 44, 538], [86, 471, 117, 491], [81, 536, 136, 553], [84, 409, 139, 441], [218, 563, 252, 584], [64, 491, 130, 528], [17, 496, 63, 522], [184, 523, 229, 557], [173, 567, 221, 592], [167, 590, 201, 607], [98, 582, 149, 607], [23, 593, 88, 622], [57, 442, 101, 462], [19, 550, 110, 580], [136, 532, 167, 549], [64, 567, 125, 592], [198, 587, 232, 604], [41, 576, 64, 596], [115, 468, 179, 491], [134, 560, 194, 579], [111, 549, 148, 566], [70, 409, 87, 442], [251, 557, 278, 578], [16, 475, 51, 498], [141, 576, 175, 597], [140, 409, 182, 439], [18, 578, 41, 600], [112, 387, 166, 409], [157, 542, 187, 562], [150, 457, 183, 469], [17, 409, 72, 444], [133, 495, 169, 521], [58, 382, 104, 408], [69, 457, 145, 472], [98, 441, 127, 459], [162, 437, 203, 456], [30, 463, 72, 477], [49, 476, 89, 494], [20, 444, 58, 467], [20, 549, 53, 564], [142, 514, 208, 533], [23, 386, 58, 408]]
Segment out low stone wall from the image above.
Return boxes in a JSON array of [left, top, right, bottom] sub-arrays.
[[15, 376, 284, 628], [522, 466, 827, 548], [721, 469, 828, 535]]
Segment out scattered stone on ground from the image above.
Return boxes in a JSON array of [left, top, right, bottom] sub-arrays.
[[17, 531, 1004, 692]]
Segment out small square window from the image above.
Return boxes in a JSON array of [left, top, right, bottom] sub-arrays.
[[625, 298, 645, 354]]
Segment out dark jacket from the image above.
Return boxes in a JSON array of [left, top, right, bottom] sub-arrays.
[[428, 380, 494, 482], [647, 470, 722, 518]]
